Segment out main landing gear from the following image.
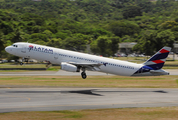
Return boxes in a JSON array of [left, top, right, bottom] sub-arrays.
[[81, 68, 87, 79], [81, 72, 87, 79], [46, 61, 51, 68]]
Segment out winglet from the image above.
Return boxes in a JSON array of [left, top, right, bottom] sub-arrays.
[[143, 47, 171, 70]]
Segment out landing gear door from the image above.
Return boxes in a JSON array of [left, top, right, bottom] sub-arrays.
[[21, 45, 26, 53]]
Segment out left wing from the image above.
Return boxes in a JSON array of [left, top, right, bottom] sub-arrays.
[[68, 62, 104, 71]]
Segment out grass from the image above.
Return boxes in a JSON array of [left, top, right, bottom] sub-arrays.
[[162, 66, 178, 69], [0, 75, 178, 88], [0, 63, 61, 71], [0, 63, 46, 68], [176, 79, 178, 85], [1, 107, 178, 120]]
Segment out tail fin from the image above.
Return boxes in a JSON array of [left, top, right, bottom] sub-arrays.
[[144, 47, 171, 70]]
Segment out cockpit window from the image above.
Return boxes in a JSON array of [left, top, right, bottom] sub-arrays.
[[12, 44, 18, 47]]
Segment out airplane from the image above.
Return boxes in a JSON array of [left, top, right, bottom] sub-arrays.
[[5, 42, 171, 79]]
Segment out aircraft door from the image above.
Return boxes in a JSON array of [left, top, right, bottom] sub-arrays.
[[54, 52, 58, 59], [21, 45, 26, 53]]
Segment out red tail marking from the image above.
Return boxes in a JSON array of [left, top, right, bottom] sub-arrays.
[[152, 60, 164, 64], [160, 49, 169, 53]]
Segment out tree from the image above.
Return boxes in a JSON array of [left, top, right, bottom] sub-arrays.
[[54, 31, 69, 40], [123, 5, 142, 19], [137, 0, 154, 13], [0, 21, 13, 35], [155, 30, 175, 49], [110, 37, 120, 55], [21, 13, 45, 26], [96, 36, 112, 56], [86, 28, 112, 39], [61, 37, 87, 51], [1, 0, 178, 57], [158, 21, 177, 30], [133, 30, 175, 55], [109, 0, 130, 8], [29, 33, 49, 43], [0, 32, 4, 55], [90, 36, 120, 56], [108, 21, 140, 37], [47, 38, 62, 48]]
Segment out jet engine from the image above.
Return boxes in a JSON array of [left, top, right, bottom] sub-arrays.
[[61, 62, 79, 72]]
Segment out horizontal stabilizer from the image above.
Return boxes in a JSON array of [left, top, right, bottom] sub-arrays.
[[150, 69, 169, 75]]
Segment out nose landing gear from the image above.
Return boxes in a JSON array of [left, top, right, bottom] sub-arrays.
[[20, 58, 29, 65]]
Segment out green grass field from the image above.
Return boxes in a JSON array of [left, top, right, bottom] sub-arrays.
[[0, 63, 46, 68], [0, 63, 60, 71], [0, 75, 178, 88], [1, 107, 178, 120]]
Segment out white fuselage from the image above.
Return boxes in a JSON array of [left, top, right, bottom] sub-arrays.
[[5, 42, 169, 76]]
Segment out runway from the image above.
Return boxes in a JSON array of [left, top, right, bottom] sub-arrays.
[[0, 69, 177, 76], [0, 70, 178, 113], [0, 88, 178, 113]]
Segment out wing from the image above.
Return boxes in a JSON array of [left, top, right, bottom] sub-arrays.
[[68, 62, 104, 71]]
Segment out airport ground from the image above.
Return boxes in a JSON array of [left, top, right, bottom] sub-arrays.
[[0, 58, 178, 120], [1, 107, 178, 120], [0, 70, 178, 120]]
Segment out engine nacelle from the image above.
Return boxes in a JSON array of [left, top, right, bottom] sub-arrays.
[[61, 62, 79, 72]]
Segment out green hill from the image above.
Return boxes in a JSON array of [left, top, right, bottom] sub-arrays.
[[0, 0, 178, 58]]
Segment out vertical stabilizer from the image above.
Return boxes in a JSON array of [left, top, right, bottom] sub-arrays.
[[144, 47, 171, 70]]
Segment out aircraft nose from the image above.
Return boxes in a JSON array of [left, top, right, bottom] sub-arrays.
[[5, 46, 12, 53]]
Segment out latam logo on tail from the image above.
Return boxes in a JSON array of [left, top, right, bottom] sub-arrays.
[[134, 47, 171, 75], [5, 42, 171, 79], [144, 47, 170, 70]]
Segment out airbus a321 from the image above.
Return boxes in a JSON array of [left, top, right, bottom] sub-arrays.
[[5, 42, 171, 79]]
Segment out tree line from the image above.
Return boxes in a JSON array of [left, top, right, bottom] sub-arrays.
[[0, 0, 178, 59]]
